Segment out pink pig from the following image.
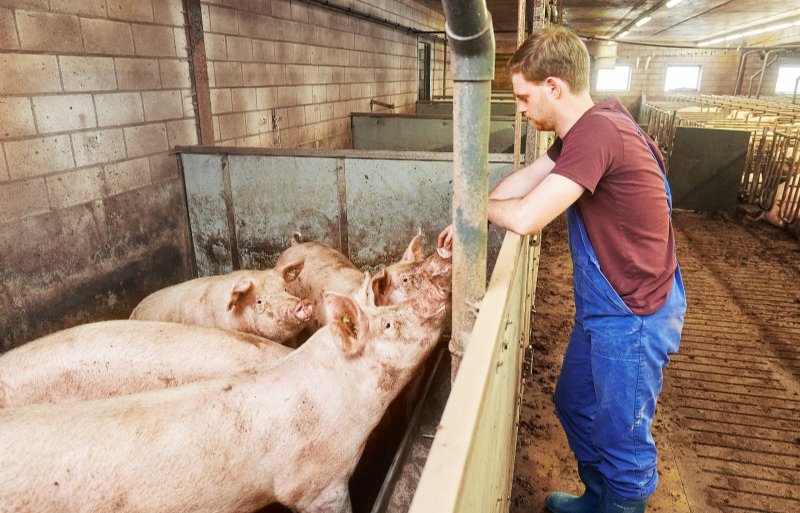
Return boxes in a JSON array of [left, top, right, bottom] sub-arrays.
[[131, 259, 312, 343], [0, 283, 449, 513], [0, 320, 291, 408]]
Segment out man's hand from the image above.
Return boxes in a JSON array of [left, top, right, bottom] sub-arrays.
[[437, 224, 453, 252]]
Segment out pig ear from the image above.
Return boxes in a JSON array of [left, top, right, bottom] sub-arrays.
[[436, 246, 452, 259], [276, 258, 304, 283], [354, 272, 376, 308], [402, 234, 425, 263], [228, 278, 253, 310], [370, 268, 390, 306], [324, 292, 368, 357]]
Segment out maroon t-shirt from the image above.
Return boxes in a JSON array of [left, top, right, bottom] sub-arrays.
[[548, 96, 676, 315]]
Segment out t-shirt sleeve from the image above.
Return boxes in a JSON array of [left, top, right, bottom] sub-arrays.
[[547, 137, 563, 161], [549, 115, 622, 194]]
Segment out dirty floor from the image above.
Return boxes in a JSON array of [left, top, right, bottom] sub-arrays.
[[511, 210, 800, 513]]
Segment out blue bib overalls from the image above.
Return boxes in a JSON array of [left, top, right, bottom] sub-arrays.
[[553, 115, 687, 500]]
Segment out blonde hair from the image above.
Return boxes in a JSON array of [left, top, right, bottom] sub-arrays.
[[507, 25, 590, 93]]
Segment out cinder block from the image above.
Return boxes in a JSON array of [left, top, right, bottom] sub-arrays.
[[304, 104, 319, 124], [294, 85, 313, 104], [0, 178, 49, 224], [256, 87, 276, 110], [5, 135, 75, 180], [60, 56, 117, 92], [72, 128, 126, 167], [312, 84, 326, 102], [237, 135, 260, 147], [0, 145, 7, 181], [320, 102, 334, 121], [325, 84, 339, 102], [227, 36, 253, 61], [132, 24, 176, 57], [47, 166, 104, 209], [181, 90, 194, 117], [107, 0, 154, 22], [0, 54, 61, 95], [115, 58, 161, 90], [152, 0, 185, 26], [252, 40, 274, 62], [212, 115, 220, 141], [208, 5, 238, 35], [104, 157, 150, 196], [210, 88, 232, 113], [214, 61, 243, 87], [264, 64, 285, 86], [17, 10, 83, 53], [50, 0, 107, 17], [242, 63, 267, 86], [124, 123, 169, 158], [0, 8, 19, 50], [238, 12, 261, 38], [205, 34, 227, 60], [248, 0, 271, 15], [218, 113, 247, 139], [82, 18, 134, 56], [166, 118, 198, 147], [285, 105, 304, 127], [143, 90, 184, 121], [159, 59, 191, 89], [276, 86, 296, 107], [173, 28, 187, 57], [94, 92, 145, 126], [148, 152, 179, 181], [222, 0, 248, 9], [285, 65, 303, 84], [0, 98, 36, 139], [245, 110, 269, 135], [32, 94, 97, 134], [207, 60, 216, 88], [272, 0, 291, 19], [231, 87, 256, 112]]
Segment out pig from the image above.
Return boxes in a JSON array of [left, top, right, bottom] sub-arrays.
[[0, 320, 291, 408], [0, 284, 450, 513], [130, 259, 313, 343], [275, 232, 452, 331]]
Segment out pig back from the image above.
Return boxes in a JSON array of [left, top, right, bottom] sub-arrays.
[[0, 320, 291, 408]]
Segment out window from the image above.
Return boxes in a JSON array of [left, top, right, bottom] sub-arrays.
[[596, 65, 631, 91], [417, 41, 432, 101], [664, 65, 701, 92], [775, 66, 800, 94]]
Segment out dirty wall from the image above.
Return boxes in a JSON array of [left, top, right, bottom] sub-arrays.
[[0, 0, 449, 351]]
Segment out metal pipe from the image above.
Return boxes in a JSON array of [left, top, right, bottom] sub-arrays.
[[734, 50, 761, 96], [747, 53, 778, 97], [794, 75, 800, 104], [757, 49, 784, 98], [441, 0, 495, 380]]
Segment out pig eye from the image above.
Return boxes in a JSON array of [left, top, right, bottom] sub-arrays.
[[402, 277, 409, 283], [384, 321, 392, 330], [256, 299, 263, 305]]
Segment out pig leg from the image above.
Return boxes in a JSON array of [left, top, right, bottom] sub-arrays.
[[304, 484, 352, 513]]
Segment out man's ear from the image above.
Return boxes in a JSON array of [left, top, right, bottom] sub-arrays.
[[354, 272, 376, 308], [324, 292, 368, 357], [370, 268, 390, 306], [275, 258, 304, 283], [228, 279, 253, 310], [401, 233, 424, 263]]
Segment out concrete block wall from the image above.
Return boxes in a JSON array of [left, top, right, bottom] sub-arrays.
[[201, 0, 447, 149], [0, 0, 196, 349]]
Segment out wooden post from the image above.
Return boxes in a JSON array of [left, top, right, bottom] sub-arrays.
[[183, 0, 214, 146]]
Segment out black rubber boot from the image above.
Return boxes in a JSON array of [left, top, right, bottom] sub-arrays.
[[598, 486, 648, 513], [544, 463, 603, 513]]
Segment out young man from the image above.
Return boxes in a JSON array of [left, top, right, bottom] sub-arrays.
[[439, 25, 686, 513]]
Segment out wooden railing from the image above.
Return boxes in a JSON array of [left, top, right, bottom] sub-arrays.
[[409, 231, 541, 512]]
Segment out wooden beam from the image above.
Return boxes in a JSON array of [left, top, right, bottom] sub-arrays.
[[183, 0, 214, 145]]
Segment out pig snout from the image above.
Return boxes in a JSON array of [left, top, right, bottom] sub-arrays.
[[294, 299, 313, 321]]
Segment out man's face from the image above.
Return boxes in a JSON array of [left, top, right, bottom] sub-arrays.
[[511, 72, 556, 132]]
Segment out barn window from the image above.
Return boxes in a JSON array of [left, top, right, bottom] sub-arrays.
[[664, 65, 702, 92], [596, 65, 631, 91], [418, 41, 432, 101], [775, 66, 800, 94]]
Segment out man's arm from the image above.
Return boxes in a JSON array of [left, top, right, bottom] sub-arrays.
[[489, 173, 585, 235], [488, 153, 556, 200]]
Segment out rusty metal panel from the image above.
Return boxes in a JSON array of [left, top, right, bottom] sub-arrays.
[[416, 101, 517, 117], [180, 154, 233, 276], [668, 127, 751, 211], [344, 157, 512, 269], [227, 155, 341, 269], [352, 114, 523, 153]]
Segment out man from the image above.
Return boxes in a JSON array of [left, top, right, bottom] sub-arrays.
[[439, 25, 686, 513]]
